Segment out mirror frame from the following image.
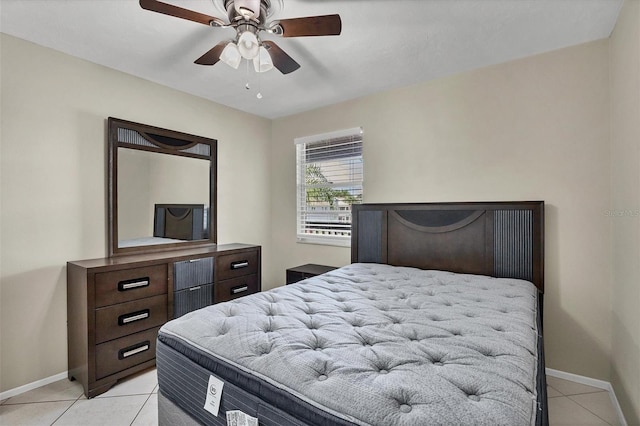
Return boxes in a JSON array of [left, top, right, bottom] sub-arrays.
[[108, 117, 217, 257]]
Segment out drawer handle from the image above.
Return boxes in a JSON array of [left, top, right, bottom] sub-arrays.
[[118, 309, 150, 326], [231, 285, 249, 295], [231, 261, 249, 270], [118, 278, 150, 291], [189, 286, 202, 291], [118, 341, 150, 359]]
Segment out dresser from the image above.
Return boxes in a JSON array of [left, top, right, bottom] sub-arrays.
[[67, 244, 260, 398]]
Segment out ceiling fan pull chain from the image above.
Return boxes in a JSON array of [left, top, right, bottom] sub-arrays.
[[257, 70, 263, 99], [245, 57, 251, 90], [256, 51, 263, 99]]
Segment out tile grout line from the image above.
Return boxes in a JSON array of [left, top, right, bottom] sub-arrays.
[[547, 394, 615, 426], [3, 399, 79, 406], [547, 380, 615, 423], [567, 394, 617, 426], [548, 383, 617, 426], [563, 390, 610, 397], [50, 393, 84, 425], [96, 392, 156, 399], [547, 381, 609, 398], [129, 391, 154, 426]]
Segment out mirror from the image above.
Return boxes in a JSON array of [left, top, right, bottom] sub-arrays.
[[108, 117, 217, 256]]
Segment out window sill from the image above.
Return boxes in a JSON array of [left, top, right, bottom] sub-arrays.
[[296, 237, 351, 248]]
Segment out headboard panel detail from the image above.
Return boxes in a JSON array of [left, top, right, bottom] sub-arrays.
[[352, 201, 544, 292], [494, 209, 534, 284], [354, 210, 386, 264], [387, 209, 491, 277], [392, 209, 485, 233]]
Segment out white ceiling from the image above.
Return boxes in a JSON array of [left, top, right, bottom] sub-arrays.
[[1, 0, 623, 119]]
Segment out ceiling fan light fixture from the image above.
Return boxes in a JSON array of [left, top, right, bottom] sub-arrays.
[[237, 30, 260, 59], [220, 42, 242, 69], [253, 45, 273, 73]]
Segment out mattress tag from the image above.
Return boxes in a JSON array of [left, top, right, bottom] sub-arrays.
[[226, 410, 258, 426], [203, 375, 224, 417]]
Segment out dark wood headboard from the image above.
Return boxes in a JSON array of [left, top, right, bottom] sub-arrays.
[[351, 201, 544, 293]]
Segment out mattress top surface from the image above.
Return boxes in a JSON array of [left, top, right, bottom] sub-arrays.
[[160, 263, 540, 426]]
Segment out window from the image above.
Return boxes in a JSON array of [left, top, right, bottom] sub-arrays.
[[295, 127, 363, 246]]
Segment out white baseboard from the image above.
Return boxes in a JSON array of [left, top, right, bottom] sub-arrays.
[[546, 368, 628, 426], [0, 371, 69, 401]]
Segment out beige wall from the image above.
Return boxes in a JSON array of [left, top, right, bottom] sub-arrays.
[[0, 34, 272, 392], [272, 41, 613, 380], [610, 0, 640, 423], [118, 149, 152, 240]]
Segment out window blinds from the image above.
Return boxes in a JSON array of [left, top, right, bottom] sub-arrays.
[[295, 128, 363, 245]]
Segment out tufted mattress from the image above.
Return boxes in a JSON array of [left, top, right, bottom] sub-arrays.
[[157, 263, 543, 426]]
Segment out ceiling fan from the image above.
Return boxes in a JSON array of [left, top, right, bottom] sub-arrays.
[[139, 0, 342, 74]]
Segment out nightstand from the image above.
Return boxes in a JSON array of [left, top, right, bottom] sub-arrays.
[[286, 264, 338, 285]]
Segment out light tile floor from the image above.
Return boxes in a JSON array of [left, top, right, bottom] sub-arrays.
[[0, 371, 622, 425], [547, 376, 622, 426], [0, 368, 158, 426]]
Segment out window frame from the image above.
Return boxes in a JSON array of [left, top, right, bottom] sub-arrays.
[[295, 127, 363, 247]]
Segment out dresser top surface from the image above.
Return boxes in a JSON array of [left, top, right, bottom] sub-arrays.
[[68, 243, 260, 270]]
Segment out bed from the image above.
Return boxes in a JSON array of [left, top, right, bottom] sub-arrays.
[[156, 201, 547, 426]]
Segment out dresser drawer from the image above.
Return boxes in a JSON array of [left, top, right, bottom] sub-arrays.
[[174, 257, 214, 291], [174, 283, 213, 319], [95, 294, 167, 344], [95, 265, 167, 308], [95, 327, 159, 380], [215, 251, 258, 281], [215, 274, 259, 303]]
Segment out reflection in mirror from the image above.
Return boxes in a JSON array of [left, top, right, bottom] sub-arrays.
[[117, 149, 209, 248], [108, 117, 217, 257]]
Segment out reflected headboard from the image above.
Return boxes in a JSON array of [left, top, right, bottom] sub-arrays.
[[351, 201, 544, 292], [154, 204, 206, 241]]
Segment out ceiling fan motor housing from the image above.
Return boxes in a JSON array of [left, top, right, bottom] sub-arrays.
[[224, 0, 271, 23]]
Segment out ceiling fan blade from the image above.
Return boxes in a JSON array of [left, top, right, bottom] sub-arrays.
[[194, 41, 231, 66], [139, 0, 224, 26], [275, 14, 342, 37], [262, 41, 300, 74]]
